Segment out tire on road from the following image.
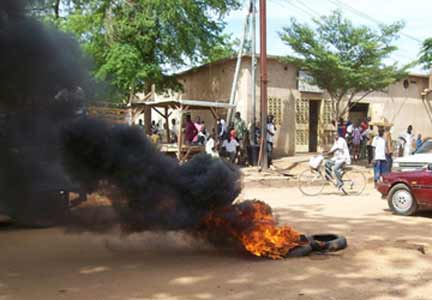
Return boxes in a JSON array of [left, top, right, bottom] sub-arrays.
[[387, 183, 418, 216], [284, 244, 313, 258], [309, 234, 348, 252]]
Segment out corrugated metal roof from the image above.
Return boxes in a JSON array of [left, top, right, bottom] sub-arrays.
[[298, 70, 323, 93]]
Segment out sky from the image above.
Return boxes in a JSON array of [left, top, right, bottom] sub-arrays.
[[223, 0, 431, 73]]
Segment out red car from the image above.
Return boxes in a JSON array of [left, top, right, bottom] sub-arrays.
[[376, 165, 432, 216]]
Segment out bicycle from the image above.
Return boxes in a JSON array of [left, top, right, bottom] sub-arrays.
[[298, 155, 367, 196]]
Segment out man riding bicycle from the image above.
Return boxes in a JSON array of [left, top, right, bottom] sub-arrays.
[[325, 133, 351, 192]]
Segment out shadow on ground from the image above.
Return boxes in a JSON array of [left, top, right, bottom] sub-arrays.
[[1, 195, 432, 300]]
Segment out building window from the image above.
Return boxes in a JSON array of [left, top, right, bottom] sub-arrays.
[[268, 97, 282, 125], [295, 98, 309, 125], [403, 79, 409, 89], [322, 100, 333, 124]]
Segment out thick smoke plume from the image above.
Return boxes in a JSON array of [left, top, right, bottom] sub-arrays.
[[0, 0, 242, 236], [0, 0, 88, 107], [0, 0, 88, 224], [62, 118, 242, 231]]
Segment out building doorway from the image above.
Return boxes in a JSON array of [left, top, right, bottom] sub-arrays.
[[309, 100, 320, 152], [349, 103, 369, 124]]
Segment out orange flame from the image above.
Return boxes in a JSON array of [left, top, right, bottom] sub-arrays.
[[203, 200, 302, 259]]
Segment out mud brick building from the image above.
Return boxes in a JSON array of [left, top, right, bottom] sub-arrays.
[[145, 55, 432, 156]]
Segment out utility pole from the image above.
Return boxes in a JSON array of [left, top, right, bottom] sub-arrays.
[[227, 6, 251, 123], [251, 0, 257, 145], [258, 0, 268, 169]]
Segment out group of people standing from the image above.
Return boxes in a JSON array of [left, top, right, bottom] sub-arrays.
[[181, 112, 247, 163], [140, 111, 276, 166], [211, 112, 276, 166], [337, 117, 376, 163], [182, 111, 276, 166], [333, 117, 421, 183], [371, 124, 422, 182], [139, 119, 180, 144]]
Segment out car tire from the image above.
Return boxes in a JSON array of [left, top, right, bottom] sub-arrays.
[[387, 183, 418, 216], [284, 244, 313, 258], [309, 234, 348, 252]]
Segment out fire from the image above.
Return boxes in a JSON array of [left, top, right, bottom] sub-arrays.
[[203, 200, 302, 259]]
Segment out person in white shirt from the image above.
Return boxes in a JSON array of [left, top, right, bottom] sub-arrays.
[[170, 118, 178, 143], [217, 118, 227, 140], [372, 128, 388, 182], [205, 130, 219, 158], [266, 115, 276, 166], [325, 133, 351, 191], [222, 132, 239, 163], [399, 125, 414, 157]]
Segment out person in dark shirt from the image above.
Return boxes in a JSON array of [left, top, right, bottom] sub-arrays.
[[184, 115, 197, 144], [337, 117, 347, 138]]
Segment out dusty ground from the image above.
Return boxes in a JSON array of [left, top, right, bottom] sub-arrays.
[[1, 182, 432, 300]]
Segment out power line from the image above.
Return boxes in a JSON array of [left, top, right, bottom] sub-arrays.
[[273, 0, 417, 64], [326, 0, 423, 44], [272, 0, 317, 19], [295, 0, 323, 18]]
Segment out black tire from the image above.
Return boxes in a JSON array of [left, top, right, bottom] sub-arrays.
[[284, 244, 313, 258], [387, 183, 418, 216], [309, 234, 348, 252]]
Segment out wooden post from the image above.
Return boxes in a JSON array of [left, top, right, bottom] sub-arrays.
[[251, 0, 257, 145], [258, 0, 268, 169], [165, 106, 170, 143], [177, 106, 184, 161], [144, 106, 151, 133]]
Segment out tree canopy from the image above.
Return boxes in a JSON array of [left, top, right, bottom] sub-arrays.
[[202, 34, 252, 64], [419, 38, 432, 70], [30, 0, 241, 101], [280, 11, 410, 119]]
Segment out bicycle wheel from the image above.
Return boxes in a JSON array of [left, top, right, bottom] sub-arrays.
[[298, 168, 326, 196], [342, 169, 367, 195]]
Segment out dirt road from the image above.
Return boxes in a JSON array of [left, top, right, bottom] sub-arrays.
[[1, 184, 432, 300]]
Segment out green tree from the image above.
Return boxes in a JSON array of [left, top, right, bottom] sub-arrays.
[[419, 38, 432, 70], [203, 34, 252, 64], [280, 11, 410, 120], [30, 0, 240, 101]]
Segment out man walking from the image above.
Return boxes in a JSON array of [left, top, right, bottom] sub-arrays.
[[266, 115, 276, 167], [372, 128, 388, 183], [400, 125, 414, 157], [384, 126, 393, 172]]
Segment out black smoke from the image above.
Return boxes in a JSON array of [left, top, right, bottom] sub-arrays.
[[0, 0, 88, 107], [0, 0, 242, 233], [62, 118, 242, 231], [0, 0, 89, 225]]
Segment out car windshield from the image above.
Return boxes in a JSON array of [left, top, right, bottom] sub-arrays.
[[416, 140, 432, 154]]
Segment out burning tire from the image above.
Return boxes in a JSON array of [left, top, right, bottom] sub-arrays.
[[309, 234, 347, 252], [284, 244, 313, 257]]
